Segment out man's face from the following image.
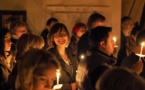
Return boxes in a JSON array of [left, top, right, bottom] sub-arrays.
[[101, 32, 115, 56], [122, 19, 134, 36]]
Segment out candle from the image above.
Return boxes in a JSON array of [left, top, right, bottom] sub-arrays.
[[140, 42, 144, 56], [113, 37, 116, 44], [113, 37, 118, 47], [80, 55, 85, 59], [56, 69, 60, 86]]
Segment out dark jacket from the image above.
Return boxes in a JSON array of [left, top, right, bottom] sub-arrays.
[[48, 47, 78, 90], [121, 52, 145, 78], [0, 58, 11, 90], [41, 29, 49, 50], [68, 36, 78, 56], [77, 31, 91, 62], [117, 46, 127, 66], [76, 49, 116, 90]]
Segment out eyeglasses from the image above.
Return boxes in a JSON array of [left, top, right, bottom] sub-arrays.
[[54, 33, 67, 38]]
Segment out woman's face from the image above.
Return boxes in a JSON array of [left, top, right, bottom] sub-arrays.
[[33, 67, 57, 90], [4, 32, 12, 51], [76, 27, 86, 38], [53, 30, 69, 47]]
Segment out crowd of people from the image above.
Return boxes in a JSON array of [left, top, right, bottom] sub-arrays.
[[0, 12, 145, 90]]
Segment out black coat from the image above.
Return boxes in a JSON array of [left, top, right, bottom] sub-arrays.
[[76, 49, 116, 90], [41, 29, 49, 50], [48, 47, 78, 90], [77, 31, 91, 62]]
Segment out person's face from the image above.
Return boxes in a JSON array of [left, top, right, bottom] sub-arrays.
[[76, 27, 86, 38], [33, 67, 56, 90], [15, 26, 27, 38], [122, 20, 134, 36], [4, 32, 12, 51], [53, 30, 69, 48], [101, 32, 115, 56], [92, 21, 105, 29]]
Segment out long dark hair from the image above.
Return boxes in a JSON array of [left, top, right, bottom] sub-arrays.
[[0, 28, 9, 58]]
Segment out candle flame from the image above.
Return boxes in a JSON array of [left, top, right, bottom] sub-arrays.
[[113, 37, 116, 42]]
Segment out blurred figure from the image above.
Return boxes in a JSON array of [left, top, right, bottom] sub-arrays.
[[117, 23, 141, 66], [0, 28, 12, 89], [15, 49, 60, 90], [10, 20, 29, 52], [68, 23, 87, 56], [8, 33, 44, 90], [77, 12, 106, 62], [41, 17, 58, 50], [96, 67, 145, 90], [121, 29, 145, 78], [76, 26, 116, 90], [48, 23, 78, 90], [121, 16, 134, 48]]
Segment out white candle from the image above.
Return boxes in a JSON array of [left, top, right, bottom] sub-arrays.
[[56, 69, 60, 86], [113, 37, 118, 47], [113, 37, 116, 44], [140, 42, 144, 56]]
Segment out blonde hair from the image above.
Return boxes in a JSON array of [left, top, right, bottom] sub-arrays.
[[16, 33, 44, 61], [15, 49, 60, 90]]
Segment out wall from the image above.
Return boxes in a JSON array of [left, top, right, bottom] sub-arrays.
[[0, 0, 121, 56]]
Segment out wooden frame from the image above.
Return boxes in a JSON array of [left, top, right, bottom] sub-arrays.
[[0, 10, 26, 29]]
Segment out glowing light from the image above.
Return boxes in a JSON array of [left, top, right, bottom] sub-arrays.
[[113, 37, 118, 47], [56, 69, 60, 86], [80, 54, 85, 60], [136, 42, 145, 58]]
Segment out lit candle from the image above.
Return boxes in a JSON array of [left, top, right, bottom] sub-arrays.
[[56, 69, 60, 86], [80, 55, 85, 59], [113, 37, 116, 44], [140, 42, 144, 56], [113, 37, 118, 47]]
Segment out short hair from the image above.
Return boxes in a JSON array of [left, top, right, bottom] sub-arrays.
[[0, 28, 10, 58], [121, 16, 132, 24], [48, 23, 70, 48], [15, 49, 60, 90], [87, 12, 106, 30], [10, 20, 29, 34], [46, 18, 58, 26], [89, 26, 112, 49], [136, 29, 145, 46], [72, 23, 87, 35], [16, 33, 44, 61], [96, 67, 145, 90]]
